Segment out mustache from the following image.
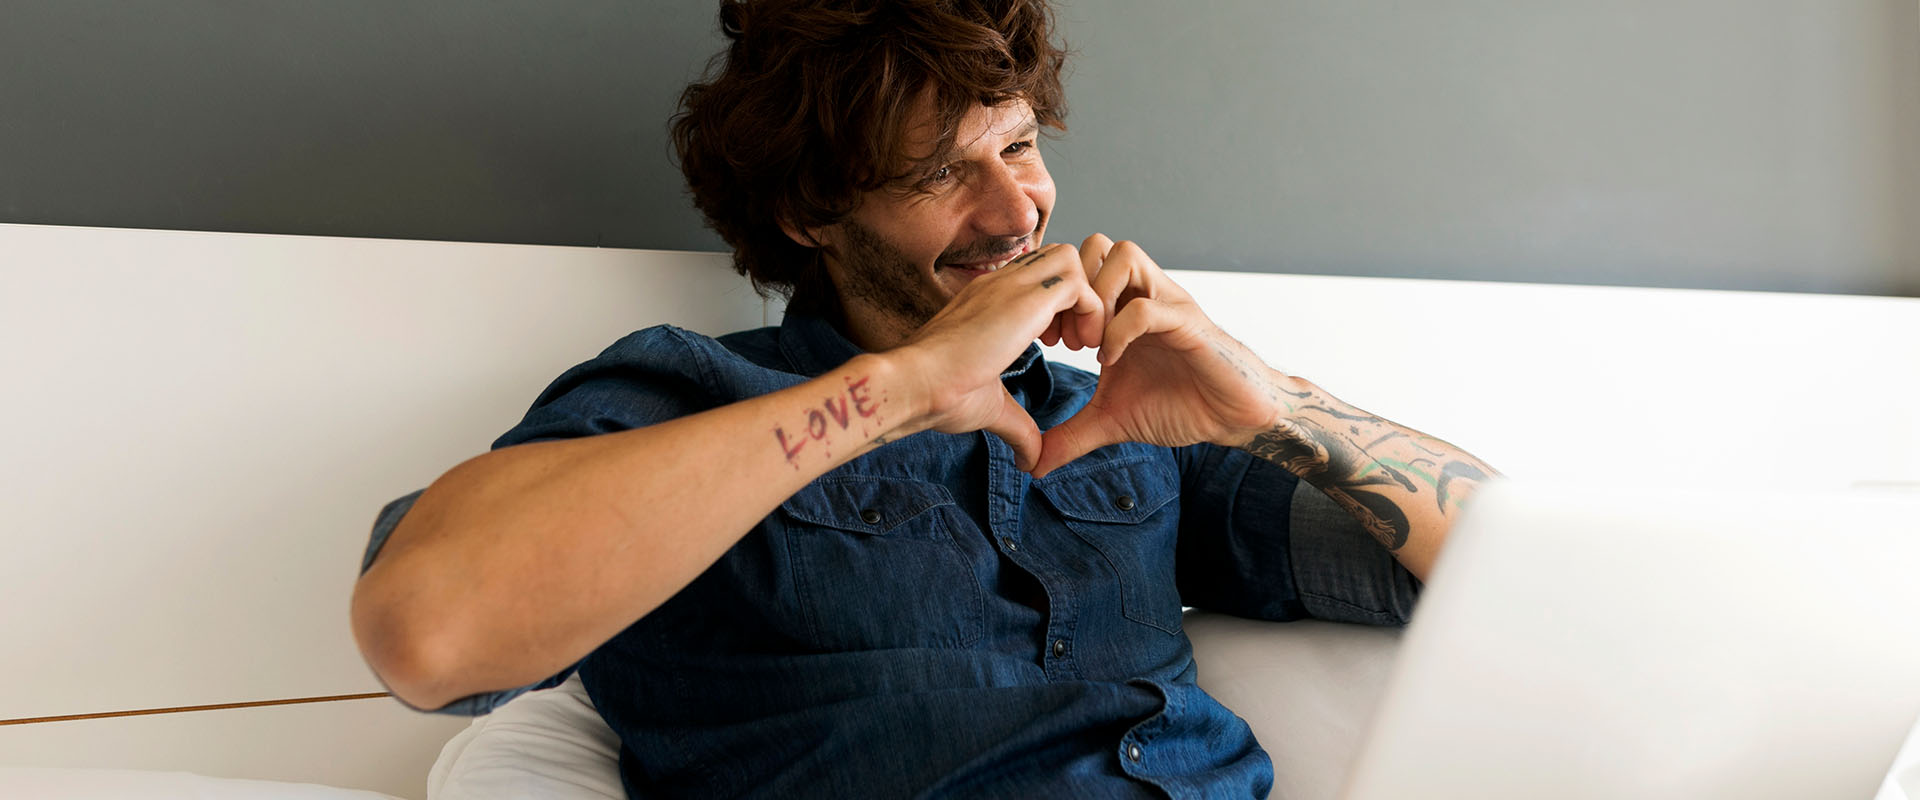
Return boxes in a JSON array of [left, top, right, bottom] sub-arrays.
[[937, 235, 1032, 264]]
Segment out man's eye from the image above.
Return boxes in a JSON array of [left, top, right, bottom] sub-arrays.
[[915, 165, 955, 189], [1004, 140, 1034, 155]]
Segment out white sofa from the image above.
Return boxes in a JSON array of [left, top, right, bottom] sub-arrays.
[[3, 223, 1915, 799]]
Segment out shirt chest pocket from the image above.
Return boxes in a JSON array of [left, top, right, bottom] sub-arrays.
[[1036, 459, 1184, 635], [777, 476, 985, 651]]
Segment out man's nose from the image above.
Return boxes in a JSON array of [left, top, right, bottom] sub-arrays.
[[970, 161, 1041, 238]]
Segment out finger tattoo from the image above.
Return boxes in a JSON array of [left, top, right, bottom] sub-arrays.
[[1007, 249, 1046, 267], [1040, 276, 1062, 289]]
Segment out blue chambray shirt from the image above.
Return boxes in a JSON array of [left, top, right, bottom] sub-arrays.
[[363, 310, 1420, 799]]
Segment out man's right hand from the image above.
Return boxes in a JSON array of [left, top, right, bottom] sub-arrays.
[[885, 241, 1107, 472]]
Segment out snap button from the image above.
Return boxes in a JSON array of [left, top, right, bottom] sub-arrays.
[[1051, 639, 1067, 657], [1126, 743, 1143, 762], [1001, 537, 1019, 552], [1114, 495, 1135, 511], [859, 508, 882, 525]]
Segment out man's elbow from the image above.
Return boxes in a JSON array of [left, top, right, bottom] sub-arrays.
[[349, 575, 469, 713]]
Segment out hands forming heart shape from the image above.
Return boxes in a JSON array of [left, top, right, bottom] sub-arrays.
[[895, 234, 1295, 478]]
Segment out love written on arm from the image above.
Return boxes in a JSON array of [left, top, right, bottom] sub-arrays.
[[772, 375, 892, 465]]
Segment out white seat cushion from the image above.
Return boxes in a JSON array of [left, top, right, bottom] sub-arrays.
[[428, 674, 622, 800]]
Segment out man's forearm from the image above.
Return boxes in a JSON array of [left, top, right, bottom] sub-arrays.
[[1236, 374, 1496, 580], [352, 352, 925, 711]]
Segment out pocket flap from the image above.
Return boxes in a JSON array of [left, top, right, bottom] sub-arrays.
[[1035, 457, 1178, 523], [779, 475, 956, 534]]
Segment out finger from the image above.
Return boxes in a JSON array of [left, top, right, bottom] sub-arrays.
[[994, 243, 1085, 347], [1099, 296, 1179, 366], [982, 387, 1044, 473], [1033, 405, 1122, 479], [1006, 241, 1068, 273], [1074, 234, 1117, 350], [1105, 239, 1194, 304], [1089, 235, 1133, 312], [1071, 282, 1104, 350], [1078, 233, 1115, 307], [1089, 241, 1148, 354], [1043, 255, 1105, 350], [1014, 243, 1102, 348]]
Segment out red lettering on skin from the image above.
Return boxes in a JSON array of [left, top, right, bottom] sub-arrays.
[[782, 379, 882, 464], [822, 396, 851, 429], [775, 426, 806, 463], [847, 377, 878, 417]]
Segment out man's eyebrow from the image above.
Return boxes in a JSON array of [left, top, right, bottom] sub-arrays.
[[909, 116, 1042, 171], [909, 143, 963, 173]]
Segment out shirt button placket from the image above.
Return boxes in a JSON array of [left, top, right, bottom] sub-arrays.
[[1050, 638, 1067, 658], [1126, 742, 1143, 763], [1000, 536, 1019, 552]]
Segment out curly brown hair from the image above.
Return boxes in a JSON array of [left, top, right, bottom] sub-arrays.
[[670, 0, 1069, 312]]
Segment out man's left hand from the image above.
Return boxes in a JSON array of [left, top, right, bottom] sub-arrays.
[[1031, 234, 1294, 478]]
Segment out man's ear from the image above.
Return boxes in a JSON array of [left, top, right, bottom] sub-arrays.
[[780, 218, 831, 250]]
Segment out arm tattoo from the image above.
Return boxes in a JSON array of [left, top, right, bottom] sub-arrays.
[[1332, 489, 1414, 552], [1244, 419, 1330, 476], [1247, 421, 1412, 551], [771, 375, 885, 467], [1242, 389, 1496, 553], [1435, 460, 1489, 511]]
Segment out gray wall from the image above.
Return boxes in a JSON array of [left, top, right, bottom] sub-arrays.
[[4, 1, 1916, 296]]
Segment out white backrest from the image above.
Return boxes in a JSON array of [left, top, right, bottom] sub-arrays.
[[0, 224, 765, 796], [1051, 270, 1920, 491]]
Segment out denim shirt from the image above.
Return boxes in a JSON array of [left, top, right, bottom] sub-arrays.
[[363, 311, 1420, 799]]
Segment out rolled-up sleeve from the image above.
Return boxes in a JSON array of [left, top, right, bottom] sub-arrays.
[[1173, 443, 1420, 626]]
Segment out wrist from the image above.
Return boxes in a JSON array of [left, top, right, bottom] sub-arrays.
[[1216, 367, 1316, 449], [844, 351, 934, 440], [1269, 369, 1318, 417]]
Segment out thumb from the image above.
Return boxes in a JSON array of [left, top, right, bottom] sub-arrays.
[[981, 387, 1044, 473], [1032, 405, 1120, 479]]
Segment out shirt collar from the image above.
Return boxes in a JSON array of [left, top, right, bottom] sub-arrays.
[[777, 310, 866, 378], [776, 309, 1054, 408]]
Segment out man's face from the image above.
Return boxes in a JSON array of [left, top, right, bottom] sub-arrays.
[[809, 98, 1056, 348]]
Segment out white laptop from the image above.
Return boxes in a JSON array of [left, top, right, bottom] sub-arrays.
[[1341, 479, 1920, 800]]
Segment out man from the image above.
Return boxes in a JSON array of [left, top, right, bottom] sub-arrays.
[[351, 1, 1495, 797]]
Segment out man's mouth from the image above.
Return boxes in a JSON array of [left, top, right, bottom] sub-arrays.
[[940, 242, 1031, 276]]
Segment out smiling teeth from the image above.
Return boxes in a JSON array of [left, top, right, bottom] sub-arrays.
[[946, 251, 1024, 272]]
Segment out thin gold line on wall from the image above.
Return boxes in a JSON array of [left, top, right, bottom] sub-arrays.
[[0, 692, 392, 726]]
